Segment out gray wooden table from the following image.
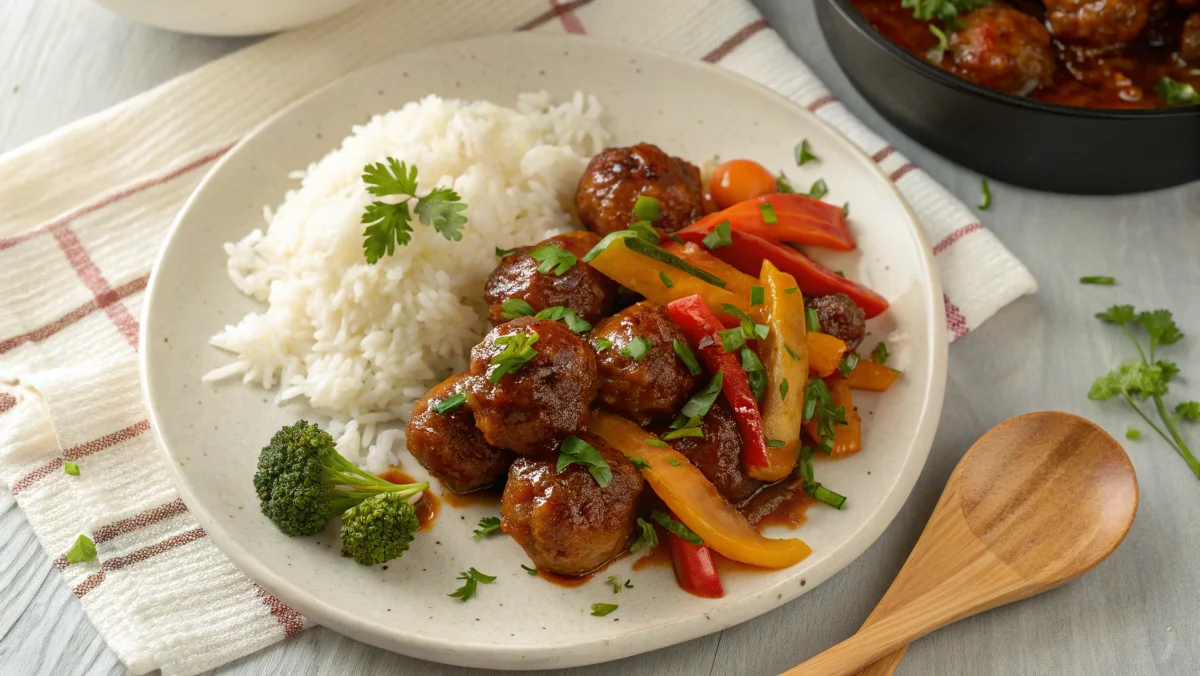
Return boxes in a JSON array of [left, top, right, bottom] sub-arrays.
[[3, 1, 1198, 674]]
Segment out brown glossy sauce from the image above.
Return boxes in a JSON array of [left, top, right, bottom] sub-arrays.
[[438, 482, 503, 508], [737, 478, 814, 530], [535, 550, 632, 588], [631, 543, 673, 571], [850, 0, 1200, 109], [377, 469, 439, 532]]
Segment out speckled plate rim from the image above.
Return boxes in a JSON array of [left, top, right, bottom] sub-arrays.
[[141, 32, 948, 670]]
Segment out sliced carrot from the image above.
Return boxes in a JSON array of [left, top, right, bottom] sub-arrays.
[[806, 332, 847, 378], [804, 379, 862, 458], [843, 360, 900, 392]]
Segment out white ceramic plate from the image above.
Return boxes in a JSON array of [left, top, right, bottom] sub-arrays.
[[142, 34, 947, 671]]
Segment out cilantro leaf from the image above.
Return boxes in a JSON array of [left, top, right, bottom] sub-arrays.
[[534, 306, 592, 333], [1096, 305, 1137, 327], [448, 567, 495, 601], [489, 330, 539, 382], [472, 517, 501, 539], [363, 158, 418, 197], [807, 179, 828, 200], [529, 245, 577, 276], [630, 517, 659, 553], [591, 603, 619, 617], [795, 139, 818, 166], [702, 221, 733, 249], [360, 158, 469, 261], [651, 510, 703, 545], [556, 435, 612, 487], [1176, 401, 1200, 423], [361, 201, 412, 264], [673, 338, 703, 375], [65, 534, 97, 564], [776, 172, 795, 194], [1136, 310, 1183, 352], [620, 336, 652, 361], [414, 187, 467, 242], [628, 456, 651, 470], [501, 298, 536, 320]]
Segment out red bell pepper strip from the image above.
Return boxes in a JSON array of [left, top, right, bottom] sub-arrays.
[[667, 518, 724, 599], [672, 227, 890, 319], [666, 295, 770, 469], [683, 193, 855, 251]]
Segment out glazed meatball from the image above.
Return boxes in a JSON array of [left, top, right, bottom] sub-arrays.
[[501, 433, 644, 575], [1183, 13, 1200, 63], [576, 143, 706, 236], [590, 302, 702, 425], [658, 399, 764, 503], [405, 373, 512, 493], [1044, 0, 1151, 47], [466, 317, 597, 457], [947, 5, 1057, 96], [483, 231, 618, 326], [807, 294, 867, 350]]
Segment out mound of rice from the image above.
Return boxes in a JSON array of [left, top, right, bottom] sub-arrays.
[[205, 92, 609, 470]]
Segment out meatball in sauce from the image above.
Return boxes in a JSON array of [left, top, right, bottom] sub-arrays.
[[406, 373, 512, 494], [501, 433, 644, 575], [807, 293, 867, 350], [575, 143, 707, 236], [465, 317, 597, 457], [484, 231, 618, 326], [657, 399, 764, 503], [1045, 0, 1152, 47], [947, 4, 1057, 95], [590, 301, 702, 426]]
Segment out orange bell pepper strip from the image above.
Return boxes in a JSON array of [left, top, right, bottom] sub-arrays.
[[842, 359, 900, 392], [584, 235, 751, 328], [686, 193, 855, 251], [804, 379, 862, 458], [752, 260, 807, 482], [587, 410, 812, 569], [807, 332, 848, 377]]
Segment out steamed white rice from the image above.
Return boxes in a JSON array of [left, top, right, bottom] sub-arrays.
[[205, 92, 609, 470]]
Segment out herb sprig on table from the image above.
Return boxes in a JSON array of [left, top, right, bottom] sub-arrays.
[[1090, 305, 1199, 478]]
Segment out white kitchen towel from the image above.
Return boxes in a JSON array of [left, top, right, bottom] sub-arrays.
[[0, 0, 1036, 674]]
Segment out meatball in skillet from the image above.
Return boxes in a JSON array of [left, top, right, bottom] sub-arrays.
[[946, 5, 1056, 96], [807, 293, 867, 350], [501, 433, 644, 575], [1043, 0, 1151, 47], [484, 231, 618, 326], [406, 373, 512, 493], [576, 143, 706, 236], [465, 317, 597, 457], [1182, 12, 1200, 63], [657, 399, 764, 503], [589, 301, 702, 426]]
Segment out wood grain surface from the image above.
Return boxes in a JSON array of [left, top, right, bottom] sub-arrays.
[[1, 0, 1198, 675]]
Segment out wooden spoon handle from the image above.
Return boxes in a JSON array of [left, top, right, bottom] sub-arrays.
[[851, 646, 907, 676], [780, 618, 920, 676]]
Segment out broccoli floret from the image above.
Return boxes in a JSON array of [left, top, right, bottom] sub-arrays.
[[340, 492, 419, 565], [254, 420, 427, 536]]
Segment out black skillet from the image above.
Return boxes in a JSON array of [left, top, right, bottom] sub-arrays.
[[815, 0, 1200, 195]]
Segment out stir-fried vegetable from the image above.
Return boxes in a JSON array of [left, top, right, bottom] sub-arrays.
[[754, 260, 808, 482], [586, 411, 811, 568], [709, 159, 778, 210], [666, 295, 770, 469], [842, 359, 900, 391], [683, 193, 855, 251], [807, 332, 849, 378], [665, 515, 725, 598], [661, 240, 762, 307], [805, 379, 862, 457]]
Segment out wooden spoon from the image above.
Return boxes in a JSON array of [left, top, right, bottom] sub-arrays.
[[782, 411, 1137, 676]]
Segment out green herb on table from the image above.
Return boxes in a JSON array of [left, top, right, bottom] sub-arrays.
[[528, 244, 577, 275], [979, 178, 991, 210], [1080, 276, 1116, 286], [1155, 76, 1200, 107], [65, 534, 97, 564], [591, 603, 619, 617], [807, 179, 828, 200], [432, 393, 467, 415], [64, 461, 80, 476], [1126, 428, 1142, 441], [472, 516, 501, 539], [489, 330, 539, 382], [448, 567, 496, 601], [651, 510, 704, 545], [1090, 305, 1199, 478], [795, 139, 819, 166], [361, 158, 467, 263], [630, 517, 659, 553], [557, 435, 613, 487]]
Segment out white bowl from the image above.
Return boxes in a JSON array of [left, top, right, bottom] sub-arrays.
[[95, 0, 367, 36]]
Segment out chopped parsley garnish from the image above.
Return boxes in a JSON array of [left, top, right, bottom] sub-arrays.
[[1155, 76, 1199, 107], [624, 579, 634, 589], [557, 435, 613, 487], [766, 439, 786, 448], [927, 24, 948, 62], [606, 575, 629, 594], [65, 534, 97, 564], [871, 341, 890, 364], [64, 461, 80, 476], [776, 172, 795, 194], [721, 304, 770, 341], [804, 377, 847, 455], [646, 439, 667, 448], [979, 178, 992, 210], [593, 337, 613, 352], [668, 232, 687, 245], [361, 158, 467, 263], [784, 287, 800, 295], [534, 305, 592, 333], [448, 567, 496, 601], [489, 330, 539, 382], [495, 246, 518, 257], [807, 179, 828, 200], [591, 603, 619, 617], [795, 139, 818, 166], [1126, 428, 1142, 441], [633, 195, 662, 222], [651, 510, 703, 545], [759, 203, 778, 225], [1081, 276, 1115, 286], [740, 346, 766, 400], [432, 393, 467, 415], [673, 338, 703, 375], [522, 564, 538, 576], [682, 372, 724, 420], [786, 343, 802, 361], [629, 219, 660, 244], [630, 517, 659, 553], [1091, 304, 1199, 478], [806, 308, 821, 333], [528, 245, 577, 275], [500, 298, 536, 320], [720, 327, 747, 352], [780, 378, 790, 401], [663, 416, 704, 440], [629, 456, 651, 470], [472, 517, 501, 539], [659, 271, 674, 288], [751, 285, 765, 307], [702, 221, 733, 250], [838, 353, 860, 378], [668, 459, 682, 467], [621, 336, 652, 361]]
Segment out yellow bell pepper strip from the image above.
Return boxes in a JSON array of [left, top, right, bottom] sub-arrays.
[[807, 332, 848, 377], [583, 234, 751, 328], [841, 359, 901, 392], [804, 379, 862, 457], [753, 260, 808, 482], [661, 240, 761, 305], [586, 410, 812, 568]]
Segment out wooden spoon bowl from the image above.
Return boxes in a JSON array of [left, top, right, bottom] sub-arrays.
[[784, 412, 1138, 676]]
